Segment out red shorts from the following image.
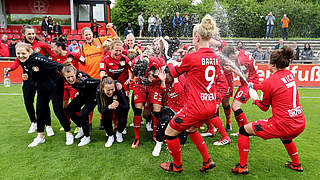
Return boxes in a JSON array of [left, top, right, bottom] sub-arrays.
[[133, 83, 148, 104], [148, 86, 162, 105], [234, 85, 249, 103], [63, 83, 78, 101], [169, 106, 216, 132], [252, 117, 305, 140]]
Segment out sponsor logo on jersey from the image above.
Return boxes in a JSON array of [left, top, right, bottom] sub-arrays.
[[109, 63, 113, 66], [100, 63, 105, 69], [120, 61, 125, 66], [32, 66, 39, 72]]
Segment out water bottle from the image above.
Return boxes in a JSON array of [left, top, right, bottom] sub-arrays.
[[4, 69, 11, 87]]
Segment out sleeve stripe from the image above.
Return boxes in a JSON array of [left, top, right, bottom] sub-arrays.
[[174, 66, 182, 75]]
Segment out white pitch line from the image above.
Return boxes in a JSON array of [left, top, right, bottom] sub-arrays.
[[300, 96, 320, 99], [0, 93, 23, 95]]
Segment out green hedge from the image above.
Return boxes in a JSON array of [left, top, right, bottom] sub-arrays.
[[111, 0, 320, 38]]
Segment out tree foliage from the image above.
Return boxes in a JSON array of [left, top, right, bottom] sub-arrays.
[[111, 0, 320, 38]]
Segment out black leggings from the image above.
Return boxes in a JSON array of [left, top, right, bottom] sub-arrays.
[[36, 77, 70, 133], [66, 95, 97, 137], [22, 79, 51, 125], [102, 107, 128, 136]]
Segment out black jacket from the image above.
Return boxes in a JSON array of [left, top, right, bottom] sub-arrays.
[[19, 52, 62, 82], [41, 20, 49, 32], [53, 25, 62, 35], [71, 73, 100, 99], [9, 43, 16, 57], [96, 85, 129, 114]]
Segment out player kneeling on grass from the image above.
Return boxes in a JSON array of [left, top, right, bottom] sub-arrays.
[[62, 61, 100, 147], [97, 76, 129, 148], [232, 46, 305, 175]]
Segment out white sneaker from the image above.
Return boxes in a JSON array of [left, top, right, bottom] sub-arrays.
[[75, 127, 84, 139], [152, 141, 162, 157], [129, 123, 134, 127], [122, 128, 127, 135], [146, 122, 153, 132], [28, 135, 45, 147], [66, 132, 74, 145], [116, 131, 123, 143], [213, 138, 231, 146], [105, 135, 114, 147], [230, 132, 239, 136], [28, 122, 37, 133], [78, 136, 91, 146], [46, 126, 55, 137], [106, 133, 108, 137], [201, 132, 214, 137]]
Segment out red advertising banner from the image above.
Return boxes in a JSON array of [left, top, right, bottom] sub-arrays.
[[0, 62, 319, 87], [233, 64, 320, 87]]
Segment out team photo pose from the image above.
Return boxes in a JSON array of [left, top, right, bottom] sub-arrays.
[[232, 46, 305, 174], [15, 42, 73, 147], [62, 62, 100, 147], [97, 76, 130, 147], [5, 25, 54, 135], [160, 14, 221, 172]]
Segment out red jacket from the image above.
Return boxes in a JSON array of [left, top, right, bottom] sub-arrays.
[[0, 41, 9, 57]]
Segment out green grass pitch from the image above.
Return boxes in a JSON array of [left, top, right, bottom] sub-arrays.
[[0, 85, 319, 179]]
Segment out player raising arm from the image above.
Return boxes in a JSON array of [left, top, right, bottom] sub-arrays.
[[232, 46, 305, 175]]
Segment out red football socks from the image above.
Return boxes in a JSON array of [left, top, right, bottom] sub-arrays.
[[235, 111, 248, 127], [152, 114, 159, 138], [212, 116, 229, 139], [133, 116, 142, 139], [283, 141, 300, 166], [238, 134, 250, 167], [166, 137, 182, 167], [189, 131, 210, 162], [224, 106, 231, 125]]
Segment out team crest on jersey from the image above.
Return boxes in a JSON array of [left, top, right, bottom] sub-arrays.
[[120, 61, 125, 66], [134, 95, 138, 100], [113, 95, 118, 100], [35, 47, 41, 52], [32, 66, 39, 72]]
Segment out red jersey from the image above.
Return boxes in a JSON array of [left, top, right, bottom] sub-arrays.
[[260, 70, 305, 123], [168, 48, 222, 116], [0, 41, 9, 57], [100, 52, 130, 84], [161, 77, 187, 112], [9, 40, 55, 71], [236, 49, 259, 86], [51, 51, 81, 70], [218, 39, 227, 52], [215, 69, 228, 104]]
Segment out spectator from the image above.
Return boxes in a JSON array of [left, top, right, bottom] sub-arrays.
[[1, 34, 8, 44], [274, 39, 284, 50], [48, 16, 54, 35], [148, 13, 156, 37], [281, 14, 290, 40], [124, 23, 134, 38], [301, 43, 313, 60], [172, 12, 183, 37], [183, 13, 191, 38], [9, 37, 17, 57], [91, 19, 102, 38], [264, 47, 272, 60], [0, 34, 9, 57], [252, 42, 261, 54], [265, 12, 275, 39], [252, 45, 264, 60], [53, 22, 62, 37], [291, 41, 300, 60], [138, 12, 144, 37], [236, 41, 246, 50], [191, 12, 200, 30], [41, 16, 50, 37], [68, 39, 81, 53], [155, 14, 162, 37]]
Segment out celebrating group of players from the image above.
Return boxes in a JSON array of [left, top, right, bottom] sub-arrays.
[[5, 14, 305, 175]]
